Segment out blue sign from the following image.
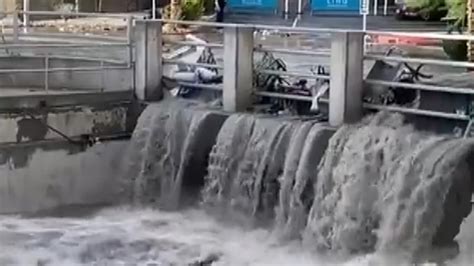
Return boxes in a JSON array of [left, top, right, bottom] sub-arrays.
[[228, 0, 278, 11], [311, 0, 360, 13]]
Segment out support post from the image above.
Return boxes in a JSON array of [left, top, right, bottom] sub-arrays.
[[126, 16, 133, 67], [223, 26, 254, 112], [152, 0, 157, 19], [135, 20, 163, 101], [284, 0, 289, 19], [329, 31, 364, 127], [23, 0, 29, 33]]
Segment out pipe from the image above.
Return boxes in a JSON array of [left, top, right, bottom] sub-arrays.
[[284, 0, 289, 19], [383, 0, 388, 15], [373, 0, 378, 16], [297, 0, 302, 15]]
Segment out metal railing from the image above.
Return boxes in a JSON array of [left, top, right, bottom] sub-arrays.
[[159, 20, 224, 92], [0, 11, 134, 93], [0, 13, 473, 125], [158, 19, 331, 108], [363, 32, 474, 122], [153, 19, 474, 126]]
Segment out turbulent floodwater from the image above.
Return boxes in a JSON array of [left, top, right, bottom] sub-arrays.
[[0, 207, 473, 266], [2, 100, 474, 265]]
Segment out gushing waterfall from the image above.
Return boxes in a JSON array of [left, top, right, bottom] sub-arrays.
[[1, 99, 473, 265], [123, 100, 474, 261], [122, 100, 226, 209], [303, 113, 474, 257]]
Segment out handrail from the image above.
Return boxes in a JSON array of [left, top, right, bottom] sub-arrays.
[[365, 30, 474, 41], [256, 69, 330, 80], [155, 18, 474, 41], [363, 103, 470, 121], [364, 80, 474, 95], [0, 43, 129, 48], [154, 18, 358, 34], [254, 46, 330, 57], [365, 54, 474, 69], [163, 59, 223, 69], [164, 40, 223, 48], [255, 91, 329, 103], [0, 11, 134, 94], [0, 14, 472, 123], [175, 81, 223, 91], [0, 65, 130, 74], [0, 54, 128, 65], [17, 10, 133, 19]]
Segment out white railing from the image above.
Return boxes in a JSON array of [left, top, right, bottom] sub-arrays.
[[0, 11, 134, 93], [139, 19, 474, 126], [0, 13, 473, 126], [363, 32, 474, 122]]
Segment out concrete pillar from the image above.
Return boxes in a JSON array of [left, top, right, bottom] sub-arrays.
[[223, 26, 254, 112], [135, 20, 163, 101], [329, 31, 364, 127]]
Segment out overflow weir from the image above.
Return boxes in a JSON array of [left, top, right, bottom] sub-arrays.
[[123, 99, 474, 261], [0, 13, 474, 265]]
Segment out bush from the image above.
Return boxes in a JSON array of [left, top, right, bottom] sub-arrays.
[[443, 0, 467, 61], [181, 0, 204, 21], [202, 0, 215, 14], [445, 0, 466, 25]]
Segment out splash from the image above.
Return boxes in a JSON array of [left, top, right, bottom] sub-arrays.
[[122, 100, 226, 209], [202, 114, 334, 232], [304, 112, 474, 258], [3, 100, 471, 265], [123, 101, 473, 262], [0, 207, 327, 266]]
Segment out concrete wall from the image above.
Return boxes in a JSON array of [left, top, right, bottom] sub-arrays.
[[0, 56, 133, 91], [0, 105, 128, 144], [0, 140, 128, 214]]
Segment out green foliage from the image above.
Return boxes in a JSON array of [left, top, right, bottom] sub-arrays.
[[202, 0, 216, 14], [442, 0, 468, 61], [181, 0, 204, 21], [407, 0, 466, 24], [445, 0, 466, 26]]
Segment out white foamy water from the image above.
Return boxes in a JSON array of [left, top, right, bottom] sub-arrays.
[[0, 207, 473, 266], [2, 101, 474, 265]]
